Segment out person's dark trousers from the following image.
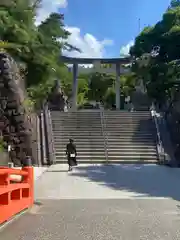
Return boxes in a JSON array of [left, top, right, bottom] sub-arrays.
[[68, 156, 77, 171]]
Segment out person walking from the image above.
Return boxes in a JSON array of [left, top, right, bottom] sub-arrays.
[[66, 139, 77, 171]]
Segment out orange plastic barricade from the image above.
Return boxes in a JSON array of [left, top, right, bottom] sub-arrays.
[[0, 167, 34, 224]]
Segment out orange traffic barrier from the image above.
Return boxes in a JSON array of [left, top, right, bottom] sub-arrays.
[[0, 166, 34, 224]]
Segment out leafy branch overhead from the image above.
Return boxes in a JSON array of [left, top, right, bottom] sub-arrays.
[[0, 0, 144, 108], [130, 0, 180, 104], [0, 0, 79, 106]]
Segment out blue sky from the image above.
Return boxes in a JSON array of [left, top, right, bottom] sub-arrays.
[[36, 0, 172, 58]]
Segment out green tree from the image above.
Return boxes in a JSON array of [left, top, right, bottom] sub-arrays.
[[88, 72, 114, 101], [121, 73, 137, 96], [170, 0, 180, 8], [0, 0, 79, 107], [130, 4, 180, 104], [104, 87, 115, 107]]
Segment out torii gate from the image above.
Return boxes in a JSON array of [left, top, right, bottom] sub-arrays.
[[61, 56, 131, 110]]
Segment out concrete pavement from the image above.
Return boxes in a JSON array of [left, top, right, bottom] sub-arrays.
[[35, 163, 180, 200], [1, 164, 180, 239]]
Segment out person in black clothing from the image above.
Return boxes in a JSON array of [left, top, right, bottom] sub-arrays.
[[66, 139, 77, 171]]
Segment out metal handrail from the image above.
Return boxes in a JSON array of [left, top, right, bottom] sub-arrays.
[[103, 111, 109, 163], [150, 103, 165, 163], [100, 106, 108, 162], [47, 109, 56, 164]]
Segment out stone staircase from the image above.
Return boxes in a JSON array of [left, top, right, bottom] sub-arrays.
[[51, 111, 105, 163], [103, 111, 158, 163], [51, 110, 158, 163]]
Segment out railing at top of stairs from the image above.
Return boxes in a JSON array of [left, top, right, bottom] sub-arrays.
[[42, 103, 56, 165], [100, 106, 109, 163], [150, 103, 165, 164]]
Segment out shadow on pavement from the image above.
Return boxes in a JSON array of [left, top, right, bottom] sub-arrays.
[[70, 164, 180, 201], [47, 170, 68, 173]]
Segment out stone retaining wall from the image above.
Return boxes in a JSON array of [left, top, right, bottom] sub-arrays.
[[0, 52, 33, 166]]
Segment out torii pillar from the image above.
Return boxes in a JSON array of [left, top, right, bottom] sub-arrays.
[[115, 63, 121, 110], [72, 63, 78, 111], [71, 62, 121, 110], [61, 56, 131, 111]]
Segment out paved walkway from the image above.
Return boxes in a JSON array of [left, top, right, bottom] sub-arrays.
[[1, 164, 180, 239]]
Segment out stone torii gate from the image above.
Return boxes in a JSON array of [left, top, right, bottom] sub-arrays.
[[61, 56, 131, 110]]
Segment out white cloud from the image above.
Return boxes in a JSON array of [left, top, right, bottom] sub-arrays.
[[35, 0, 67, 25], [120, 40, 134, 57], [63, 26, 114, 58], [35, 0, 113, 59]]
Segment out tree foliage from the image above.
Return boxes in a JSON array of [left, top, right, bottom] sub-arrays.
[[104, 87, 115, 107], [130, 1, 180, 105], [0, 0, 137, 109], [0, 0, 77, 107], [71, 71, 136, 107], [88, 73, 114, 102]]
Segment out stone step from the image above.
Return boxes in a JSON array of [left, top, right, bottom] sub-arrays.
[[54, 144, 157, 150], [52, 119, 100, 121], [54, 137, 156, 142], [52, 111, 99, 114], [51, 112, 151, 116], [54, 143, 156, 147], [54, 144, 157, 149], [51, 116, 151, 120], [52, 127, 103, 130], [52, 121, 153, 126], [53, 139, 156, 144], [55, 149, 157, 154], [53, 128, 155, 133], [52, 128, 155, 132], [104, 113, 151, 116], [55, 155, 158, 161], [53, 134, 155, 138], [51, 111, 151, 115], [52, 121, 153, 125], [52, 117, 151, 122], [52, 121, 154, 124], [53, 129, 156, 136], [53, 130, 155, 135], [106, 114, 152, 117], [52, 123, 155, 128], [52, 123, 102, 127], [52, 114, 151, 118], [53, 125, 154, 130], [55, 156, 158, 162], [54, 133, 103, 137], [54, 142, 156, 148], [53, 118, 152, 121], [105, 121, 154, 125], [60, 114, 151, 116], [53, 129, 155, 133], [55, 148, 157, 156], [54, 159, 157, 164], [105, 122, 153, 125], [52, 121, 102, 124], [53, 140, 156, 145], [52, 118, 151, 121], [51, 116, 101, 119], [53, 132, 154, 140]]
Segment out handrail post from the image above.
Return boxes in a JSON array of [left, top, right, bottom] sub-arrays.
[[48, 109, 56, 165], [100, 106, 108, 163], [150, 102, 165, 164]]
